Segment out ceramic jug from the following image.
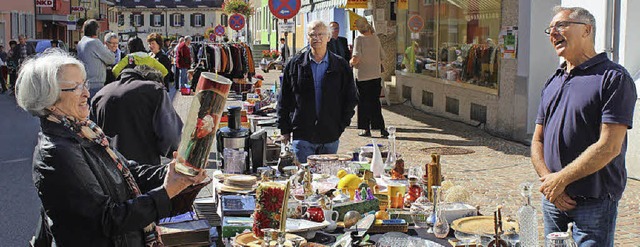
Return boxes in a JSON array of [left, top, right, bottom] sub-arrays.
[[323, 210, 339, 232]]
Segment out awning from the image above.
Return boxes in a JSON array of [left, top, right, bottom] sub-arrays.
[[36, 14, 69, 22]]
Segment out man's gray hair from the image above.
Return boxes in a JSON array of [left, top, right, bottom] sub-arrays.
[[306, 20, 330, 35], [553, 6, 596, 42], [15, 51, 86, 117], [104, 32, 118, 43], [184, 35, 192, 41]]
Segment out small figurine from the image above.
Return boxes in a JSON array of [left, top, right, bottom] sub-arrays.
[[354, 190, 362, 201], [366, 188, 375, 200], [390, 158, 406, 180], [360, 187, 368, 201]]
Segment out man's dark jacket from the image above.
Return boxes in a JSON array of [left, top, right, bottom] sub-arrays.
[[277, 50, 358, 144], [34, 119, 171, 246], [10, 43, 35, 64], [92, 68, 183, 165], [328, 36, 351, 62]]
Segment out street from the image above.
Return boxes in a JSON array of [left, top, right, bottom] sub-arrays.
[[0, 94, 41, 246]]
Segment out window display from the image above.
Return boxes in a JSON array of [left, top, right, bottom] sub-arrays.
[[397, 0, 502, 90]]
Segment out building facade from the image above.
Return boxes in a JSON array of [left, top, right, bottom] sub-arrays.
[[0, 1, 36, 47], [252, 0, 305, 53], [35, 0, 71, 44], [112, 0, 223, 45]]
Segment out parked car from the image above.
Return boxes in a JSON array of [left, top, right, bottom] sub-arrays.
[[26, 39, 69, 54]]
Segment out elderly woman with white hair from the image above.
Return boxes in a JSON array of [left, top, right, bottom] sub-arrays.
[[15, 51, 206, 246], [350, 18, 388, 137]]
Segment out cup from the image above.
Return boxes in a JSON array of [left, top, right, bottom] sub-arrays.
[[388, 184, 406, 208], [303, 207, 325, 223]]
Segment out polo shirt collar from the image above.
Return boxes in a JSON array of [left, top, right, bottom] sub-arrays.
[[309, 51, 329, 65], [556, 52, 609, 74]]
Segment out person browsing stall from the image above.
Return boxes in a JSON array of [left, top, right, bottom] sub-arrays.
[[15, 51, 206, 246], [277, 20, 358, 163], [532, 6, 636, 246]]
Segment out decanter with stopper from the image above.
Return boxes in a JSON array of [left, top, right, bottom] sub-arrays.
[[384, 126, 404, 179], [517, 182, 539, 247]]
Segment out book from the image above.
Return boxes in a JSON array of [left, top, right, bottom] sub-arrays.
[[157, 219, 211, 246]]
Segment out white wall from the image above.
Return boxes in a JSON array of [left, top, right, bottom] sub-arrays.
[[619, 0, 640, 179], [524, 0, 561, 134]]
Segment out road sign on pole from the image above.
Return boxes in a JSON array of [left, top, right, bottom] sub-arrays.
[[268, 0, 301, 20], [278, 20, 295, 33], [214, 25, 226, 36], [229, 14, 245, 31], [408, 15, 424, 33]]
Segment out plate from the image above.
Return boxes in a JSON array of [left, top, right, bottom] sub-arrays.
[[233, 232, 306, 247], [286, 218, 329, 233], [451, 216, 519, 236]]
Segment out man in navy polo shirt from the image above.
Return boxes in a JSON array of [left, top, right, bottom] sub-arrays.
[[532, 6, 636, 246]]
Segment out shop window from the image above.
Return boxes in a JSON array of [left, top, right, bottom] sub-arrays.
[[133, 14, 143, 27], [398, 0, 502, 90]]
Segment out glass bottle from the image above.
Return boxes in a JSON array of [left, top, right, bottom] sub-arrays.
[[410, 184, 432, 228], [383, 126, 397, 176], [432, 186, 450, 238], [517, 182, 539, 247], [405, 177, 423, 206]]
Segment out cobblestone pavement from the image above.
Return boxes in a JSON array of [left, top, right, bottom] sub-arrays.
[[174, 70, 640, 245]]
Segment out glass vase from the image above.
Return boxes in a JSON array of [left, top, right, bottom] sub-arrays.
[[432, 186, 450, 238]]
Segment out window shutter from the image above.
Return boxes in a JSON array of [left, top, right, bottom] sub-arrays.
[[180, 14, 184, 27], [141, 14, 145, 27], [161, 14, 164, 27], [129, 14, 133, 26], [190, 14, 194, 27], [150, 14, 154, 27]]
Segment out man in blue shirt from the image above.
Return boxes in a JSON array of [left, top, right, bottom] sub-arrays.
[[533, 6, 636, 246], [277, 20, 358, 163]]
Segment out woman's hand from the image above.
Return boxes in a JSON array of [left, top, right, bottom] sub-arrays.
[[163, 151, 208, 198], [350, 56, 360, 67]]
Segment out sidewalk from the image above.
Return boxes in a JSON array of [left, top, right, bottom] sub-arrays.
[[173, 70, 640, 244]]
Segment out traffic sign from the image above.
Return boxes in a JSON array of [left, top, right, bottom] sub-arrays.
[[229, 14, 245, 31], [268, 0, 301, 20], [408, 15, 424, 33], [215, 25, 226, 36], [209, 33, 216, 42], [278, 21, 295, 33]]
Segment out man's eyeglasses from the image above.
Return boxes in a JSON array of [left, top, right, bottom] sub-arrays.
[[544, 21, 587, 36], [60, 81, 89, 94]]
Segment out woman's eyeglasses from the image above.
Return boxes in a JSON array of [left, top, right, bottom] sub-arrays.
[[60, 81, 89, 94]]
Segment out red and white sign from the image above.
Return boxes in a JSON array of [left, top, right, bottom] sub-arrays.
[[36, 0, 54, 7], [71, 6, 85, 13], [268, 0, 301, 20], [408, 15, 424, 33]]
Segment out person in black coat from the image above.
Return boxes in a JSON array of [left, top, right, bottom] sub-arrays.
[[92, 64, 183, 166], [277, 21, 358, 163], [15, 51, 205, 246], [147, 33, 174, 91], [328, 22, 351, 62]]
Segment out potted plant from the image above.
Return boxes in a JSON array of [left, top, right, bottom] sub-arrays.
[[271, 50, 280, 59], [223, 0, 255, 17]]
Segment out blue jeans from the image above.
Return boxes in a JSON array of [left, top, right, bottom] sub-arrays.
[[542, 196, 618, 247], [291, 139, 339, 163], [178, 68, 188, 88]]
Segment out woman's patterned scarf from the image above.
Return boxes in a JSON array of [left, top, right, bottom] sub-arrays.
[[46, 114, 162, 246]]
